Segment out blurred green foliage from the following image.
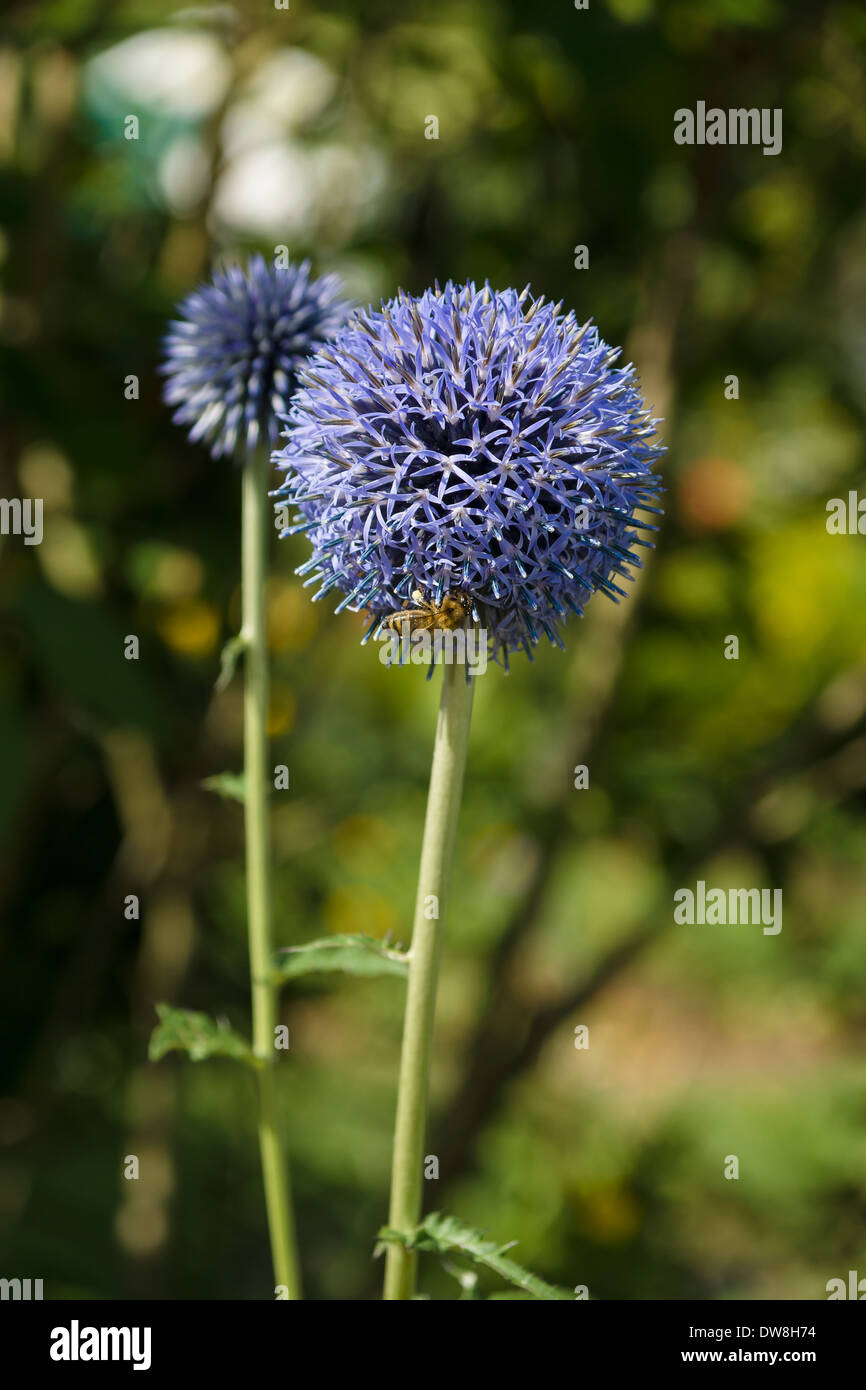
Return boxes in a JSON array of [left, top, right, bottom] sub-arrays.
[[1, 0, 865, 1300]]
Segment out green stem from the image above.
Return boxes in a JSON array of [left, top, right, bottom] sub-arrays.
[[383, 661, 475, 1300], [242, 446, 302, 1299]]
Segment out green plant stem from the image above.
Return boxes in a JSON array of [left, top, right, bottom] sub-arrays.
[[384, 661, 475, 1300], [242, 446, 302, 1299]]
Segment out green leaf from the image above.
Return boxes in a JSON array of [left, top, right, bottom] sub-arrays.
[[201, 771, 246, 803], [215, 631, 246, 693], [272, 934, 409, 983], [376, 1212, 573, 1301], [148, 1005, 260, 1068]]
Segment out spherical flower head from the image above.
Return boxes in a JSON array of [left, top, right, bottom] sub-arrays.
[[273, 281, 665, 663], [161, 254, 350, 460]]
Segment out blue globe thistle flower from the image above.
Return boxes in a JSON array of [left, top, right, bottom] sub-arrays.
[[273, 281, 664, 664], [161, 254, 349, 460]]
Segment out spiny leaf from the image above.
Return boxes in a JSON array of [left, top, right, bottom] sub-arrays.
[[272, 934, 409, 983], [201, 771, 246, 803], [148, 1004, 260, 1068], [377, 1212, 572, 1301]]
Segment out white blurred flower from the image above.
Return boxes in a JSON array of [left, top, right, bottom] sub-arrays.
[[158, 136, 211, 214], [220, 49, 336, 157], [211, 138, 385, 243], [211, 142, 315, 238], [87, 29, 231, 120]]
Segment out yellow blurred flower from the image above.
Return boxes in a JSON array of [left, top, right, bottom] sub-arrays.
[[323, 884, 398, 939], [267, 578, 318, 652], [157, 599, 220, 656], [332, 814, 397, 872], [267, 682, 296, 736]]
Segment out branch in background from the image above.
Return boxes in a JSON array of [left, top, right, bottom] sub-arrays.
[[433, 673, 866, 1190]]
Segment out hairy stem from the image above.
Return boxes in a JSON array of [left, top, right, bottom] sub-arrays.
[[242, 446, 302, 1299], [383, 661, 475, 1300]]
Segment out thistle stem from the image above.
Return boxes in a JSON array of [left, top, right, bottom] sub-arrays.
[[242, 445, 302, 1299], [383, 661, 475, 1300]]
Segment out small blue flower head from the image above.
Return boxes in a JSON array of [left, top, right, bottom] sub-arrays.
[[274, 281, 664, 663], [161, 254, 349, 460]]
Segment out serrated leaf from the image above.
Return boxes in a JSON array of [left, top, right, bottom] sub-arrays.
[[272, 934, 409, 983], [201, 771, 246, 803], [148, 1004, 259, 1068], [377, 1212, 572, 1301]]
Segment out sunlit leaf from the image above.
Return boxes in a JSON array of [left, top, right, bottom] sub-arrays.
[[201, 771, 246, 802], [148, 1004, 259, 1067], [215, 631, 246, 693], [272, 934, 409, 983], [376, 1212, 573, 1301]]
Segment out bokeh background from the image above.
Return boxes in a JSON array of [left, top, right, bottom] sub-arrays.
[[2, 0, 866, 1301]]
